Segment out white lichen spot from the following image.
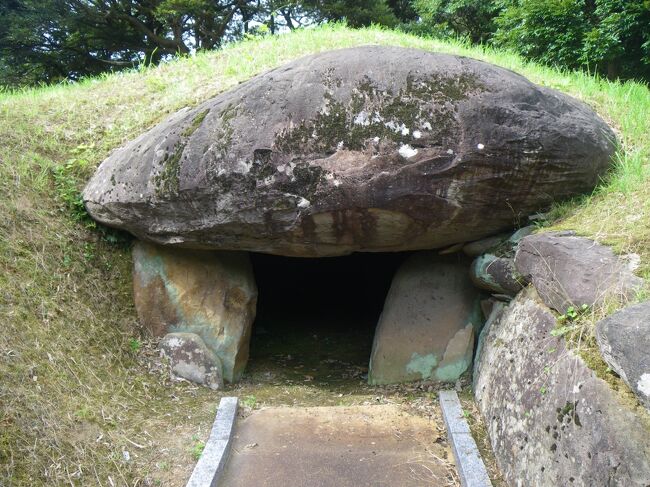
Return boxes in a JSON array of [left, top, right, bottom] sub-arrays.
[[637, 373, 650, 396], [325, 173, 335, 181], [234, 159, 253, 174], [353, 111, 370, 126], [413, 130, 422, 139], [373, 136, 380, 143], [165, 336, 184, 349], [277, 164, 286, 173], [385, 121, 409, 135], [333, 179, 342, 187], [385, 120, 398, 132], [422, 121, 432, 130], [477, 143, 485, 150], [337, 141, 344, 150], [398, 144, 418, 159], [297, 197, 310, 209], [447, 149, 454, 155]]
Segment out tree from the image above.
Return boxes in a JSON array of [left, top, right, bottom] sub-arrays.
[[493, 0, 586, 69], [409, 0, 650, 81], [493, 0, 650, 80], [0, 0, 147, 85], [581, 0, 650, 79], [413, 0, 501, 43], [302, 0, 399, 28], [0, 0, 404, 86], [387, 0, 419, 23]]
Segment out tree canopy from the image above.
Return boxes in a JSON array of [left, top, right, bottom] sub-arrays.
[[1, 0, 649, 86], [0, 0, 403, 85], [414, 0, 650, 81]]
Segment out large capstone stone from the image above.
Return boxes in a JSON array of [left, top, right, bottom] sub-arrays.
[[475, 288, 650, 486], [83, 47, 615, 257], [596, 301, 650, 411], [133, 241, 257, 382], [368, 252, 482, 385]]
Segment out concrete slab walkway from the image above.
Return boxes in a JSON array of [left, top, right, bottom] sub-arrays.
[[219, 404, 455, 487]]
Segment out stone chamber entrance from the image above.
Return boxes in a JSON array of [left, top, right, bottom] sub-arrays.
[[246, 252, 408, 387], [135, 240, 485, 390]]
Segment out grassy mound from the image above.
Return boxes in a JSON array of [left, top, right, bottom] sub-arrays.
[[1, 24, 648, 486]]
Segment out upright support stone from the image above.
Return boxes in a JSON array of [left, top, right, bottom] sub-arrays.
[[133, 241, 257, 383], [368, 252, 482, 385]]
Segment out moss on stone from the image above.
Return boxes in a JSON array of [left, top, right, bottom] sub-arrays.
[[272, 72, 481, 156], [181, 109, 210, 137], [214, 103, 239, 156], [153, 142, 185, 196], [153, 109, 213, 197]]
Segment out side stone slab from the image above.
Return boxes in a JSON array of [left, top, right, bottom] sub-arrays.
[[133, 241, 257, 383], [368, 252, 482, 385], [596, 301, 650, 412], [514, 233, 643, 313], [474, 288, 650, 486]]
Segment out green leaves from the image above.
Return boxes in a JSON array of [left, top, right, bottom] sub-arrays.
[[550, 325, 575, 337], [552, 304, 590, 337], [411, 0, 650, 81], [414, 0, 501, 43], [492, 0, 650, 80]]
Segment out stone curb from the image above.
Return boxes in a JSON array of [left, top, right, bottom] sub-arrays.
[[186, 396, 238, 487], [439, 390, 492, 487]]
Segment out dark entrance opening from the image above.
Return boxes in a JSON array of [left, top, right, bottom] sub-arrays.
[[248, 252, 409, 386]]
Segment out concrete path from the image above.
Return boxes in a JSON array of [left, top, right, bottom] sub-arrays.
[[219, 404, 455, 487]]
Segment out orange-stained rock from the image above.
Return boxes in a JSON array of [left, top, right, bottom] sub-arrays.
[[133, 241, 257, 382]]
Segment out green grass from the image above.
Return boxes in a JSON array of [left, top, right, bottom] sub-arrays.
[[1, 23, 649, 486]]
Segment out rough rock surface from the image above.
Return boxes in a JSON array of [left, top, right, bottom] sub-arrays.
[[470, 254, 526, 296], [84, 46, 615, 257], [597, 301, 650, 411], [132, 241, 257, 382], [514, 233, 643, 313], [475, 288, 650, 486], [368, 252, 482, 385], [160, 332, 223, 389]]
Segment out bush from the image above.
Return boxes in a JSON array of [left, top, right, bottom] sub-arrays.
[[411, 0, 650, 81], [493, 0, 650, 80], [414, 0, 501, 43]]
